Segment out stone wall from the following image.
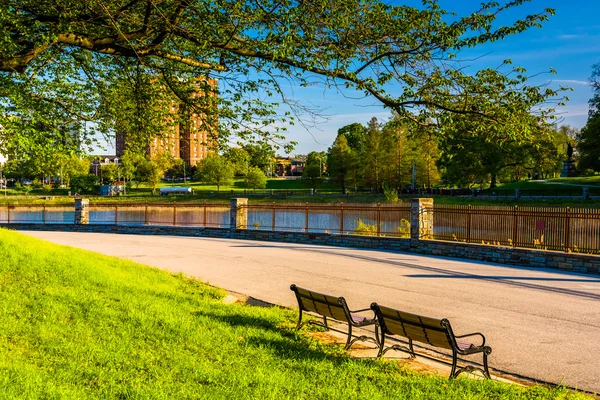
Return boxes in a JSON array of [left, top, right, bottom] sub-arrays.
[[2, 222, 598, 275]]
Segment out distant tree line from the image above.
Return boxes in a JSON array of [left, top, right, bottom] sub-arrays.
[[315, 116, 574, 191]]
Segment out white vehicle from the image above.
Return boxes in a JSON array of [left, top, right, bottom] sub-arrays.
[[159, 187, 193, 196]]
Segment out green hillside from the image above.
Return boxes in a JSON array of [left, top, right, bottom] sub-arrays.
[[0, 229, 587, 399]]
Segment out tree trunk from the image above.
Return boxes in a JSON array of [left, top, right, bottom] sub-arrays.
[[490, 173, 497, 188]]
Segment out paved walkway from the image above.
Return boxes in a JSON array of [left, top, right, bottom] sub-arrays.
[[22, 231, 600, 393]]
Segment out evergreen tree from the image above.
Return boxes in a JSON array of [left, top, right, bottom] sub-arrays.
[[327, 136, 354, 193]]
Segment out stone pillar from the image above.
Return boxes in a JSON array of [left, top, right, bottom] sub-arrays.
[[583, 187, 590, 200], [410, 198, 433, 241], [309, 188, 314, 195], [74, 198, 89, 224], [230, 198, 248, 230]]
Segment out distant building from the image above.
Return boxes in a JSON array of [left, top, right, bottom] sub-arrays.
[[275, 155, 306, 176], [90, 155, 120, 177], [116, 78, 218, 167]]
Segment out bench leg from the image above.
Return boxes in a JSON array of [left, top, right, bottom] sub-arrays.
[[408, 339, 416, 358], [344, 324, 353, 350], [483, 352, 491, 379], [296, 309, 303, 330], [377, 331, 385, 358], [450, 351, 458, 379], [323, 315, 329, 330]]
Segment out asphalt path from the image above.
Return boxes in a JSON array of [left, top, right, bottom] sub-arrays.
[[21, 231, 600, 393]]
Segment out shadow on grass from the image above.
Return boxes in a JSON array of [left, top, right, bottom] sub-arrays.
[[192, 308, 382, 368]]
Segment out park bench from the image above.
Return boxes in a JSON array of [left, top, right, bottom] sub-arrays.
[[370, 303, 492, 379], [290, 284, 379, 350]]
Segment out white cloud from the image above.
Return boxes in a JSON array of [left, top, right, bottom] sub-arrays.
[[557, 34, 583, 40], [551, 79, 591, 86], [555, 103, 590, 117]]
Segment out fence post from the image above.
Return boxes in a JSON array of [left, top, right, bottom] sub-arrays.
[[565, 207, 570, 253], [229, 198, 248, 230], [74, 198, 89, 225], [466, 205, 472, 243], [340, 202, 344, 234], [272, 202, 275, 231], [203, 200, 207, 227], [144, 200, 148, 225], [115, 203, 118, 225], [43, 202, 46, 224], [173, 200, 177, 226], [583, 187, 590, 200], [377, 202, 381, 236], [7, 202, 10, 224], [305, 202, 309, 232], [512, 205, 518, 248], [410, 198, 433, 242]]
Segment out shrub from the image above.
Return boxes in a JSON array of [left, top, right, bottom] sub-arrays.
[[398, 218, 410, 238], [70, 174, 100, 194], [354, 219, 377, 236], [246, 167, 267, 190], [383, 184, 398, 203]]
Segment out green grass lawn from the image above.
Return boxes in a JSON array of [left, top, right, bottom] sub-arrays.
[[495, 175, 600, 191], [0, 229, 587, 399]]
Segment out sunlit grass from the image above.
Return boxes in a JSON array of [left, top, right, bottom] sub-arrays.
[[0, 229, 589, 399]]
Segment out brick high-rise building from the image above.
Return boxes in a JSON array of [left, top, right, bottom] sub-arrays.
[[116, 78, 217, 166]]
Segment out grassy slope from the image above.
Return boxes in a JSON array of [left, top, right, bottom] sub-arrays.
[[0, 230, 587, 399]]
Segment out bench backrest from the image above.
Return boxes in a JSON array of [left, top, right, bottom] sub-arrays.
[[372, 304, 453, 350], [291, 285, 348, 322]]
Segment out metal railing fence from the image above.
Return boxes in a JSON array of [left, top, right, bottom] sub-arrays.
[[0, 201, 231, 228], [2, 201, 600, 254], [433, 205, 600, 254], [243, 202, 412, 237]]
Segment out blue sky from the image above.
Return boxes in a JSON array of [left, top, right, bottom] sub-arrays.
[[280, 0, 600, 155]]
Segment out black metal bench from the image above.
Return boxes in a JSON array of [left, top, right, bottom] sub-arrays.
[[290, 284, 379, 350], [370, 303, 492, 379]]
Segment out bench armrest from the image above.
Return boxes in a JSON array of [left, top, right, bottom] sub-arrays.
[[349, 307, 372, 313], [455, 332, 486, 347]]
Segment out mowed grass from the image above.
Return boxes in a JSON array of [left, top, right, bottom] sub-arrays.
[[0, 229, 590, 399]]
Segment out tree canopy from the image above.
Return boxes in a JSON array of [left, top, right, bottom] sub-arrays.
[[578, 63, 600, 172], [0, 0, 566, 155]]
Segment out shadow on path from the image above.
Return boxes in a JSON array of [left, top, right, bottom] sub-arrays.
[[231, 243, 600, 301]]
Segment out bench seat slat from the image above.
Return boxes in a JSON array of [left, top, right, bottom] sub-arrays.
[[383, 320, 452, 349], [296, 289, 347, 321]]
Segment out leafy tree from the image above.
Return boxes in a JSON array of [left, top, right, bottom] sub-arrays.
[[136, 154, 172, 195], [578, 117, 600, 172], [302, 151, 325, 189], [243, 143, 276, 174], [338, 123, 367, 153], [246, 167, 267, 190], [327, 135, 354, 193], [120, 150, 145, 184], [137, 160, 162, 196], [0, 0, 566, 154], [101, 163, 119, 184], [60, 156, 90, 186], [70, 174, 100, 194], [224, 148, 251, 177], [195, 155, 234, 191], [578, 64, 600, 172], [362, 118, 383, 191], [379, 121, 410, 189], [166, 158, 186, 180]]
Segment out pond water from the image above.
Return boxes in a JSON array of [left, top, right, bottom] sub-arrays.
[[0, 205, 411, 237]]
